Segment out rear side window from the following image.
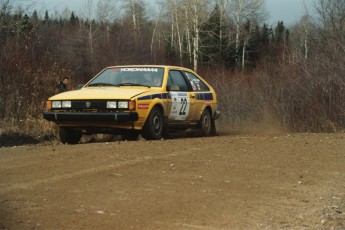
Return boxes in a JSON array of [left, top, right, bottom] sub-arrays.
[[168, 70, 189, 91], [184, 71, 209, 91]]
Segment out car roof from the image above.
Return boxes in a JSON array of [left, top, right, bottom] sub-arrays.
[[106, 65, 193, 71]]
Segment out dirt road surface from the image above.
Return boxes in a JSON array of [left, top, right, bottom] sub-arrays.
[[1, 133, 345, 229]]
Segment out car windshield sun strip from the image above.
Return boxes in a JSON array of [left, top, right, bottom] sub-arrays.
[[113, 83, 151, 88], [87, 82, 117, 87], [87, 82, 150, 88]]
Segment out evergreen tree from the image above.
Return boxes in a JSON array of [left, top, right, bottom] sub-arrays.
[[274, 21, 285, 43], [43, 10, 49, 26], [21, 14, 33, 35], [31, 10, 38, 25], [261, 23, 270, 45], [200, 3, 227, 65], [247, 23, 262, 67], [70, 11, 77, 26]]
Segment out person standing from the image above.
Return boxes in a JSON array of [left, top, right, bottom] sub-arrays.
[[56, 77, 69, 93]]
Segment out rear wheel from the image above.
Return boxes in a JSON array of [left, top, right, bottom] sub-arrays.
[[199, 109, 212, 137], [59, 127, 82, 144], [142, 106, 163, 140]]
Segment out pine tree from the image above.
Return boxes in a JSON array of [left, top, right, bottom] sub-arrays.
[[21, 14, 33, 35], [200, 3, 227, 65], [43, 10, 49, 26], [261, 23, 270, 45], [31, 10, 38, 25], [70, 12, 77, 26], [274, 21, 285, 43]]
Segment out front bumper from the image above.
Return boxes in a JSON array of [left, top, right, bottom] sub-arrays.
[[43, 111, 139, 122]]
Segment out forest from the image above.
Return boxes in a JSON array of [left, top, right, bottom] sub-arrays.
[[0, 0, 345, 138]]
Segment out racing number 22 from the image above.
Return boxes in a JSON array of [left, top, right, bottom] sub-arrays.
[[179, 98, 187, 115]]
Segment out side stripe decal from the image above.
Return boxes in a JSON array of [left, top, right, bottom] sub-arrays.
[[195, 93, 213, 101], [138, 93, 213, 101], [138, 93, 170, 101]]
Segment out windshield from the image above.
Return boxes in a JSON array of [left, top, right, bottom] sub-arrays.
[[86, 67, 165, 88]]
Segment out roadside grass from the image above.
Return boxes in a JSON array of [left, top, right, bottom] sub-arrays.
[[0, 119, 57, 147]]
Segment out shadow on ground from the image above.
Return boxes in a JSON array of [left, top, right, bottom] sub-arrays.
[[0, 129, 228, 147], [0, 132, 42, 147]]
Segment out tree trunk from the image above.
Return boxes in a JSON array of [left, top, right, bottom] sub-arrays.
[[175, 9, 183, 66], [235, 0, 243, 65], [151, 10, 161, 58], [193, 7, 199, 72], [130, 0, 138, 47]]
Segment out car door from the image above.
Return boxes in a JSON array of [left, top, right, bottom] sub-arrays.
[[182, 70, 212, 121], [166, 70, 196, 123]]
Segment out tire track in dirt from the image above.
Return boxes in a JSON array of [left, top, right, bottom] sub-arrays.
[[0, 148, 201, 195]]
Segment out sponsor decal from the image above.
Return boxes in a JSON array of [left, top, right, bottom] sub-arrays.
[[120, 68, 158, 72], [169, 92, 190, 120], [138, 104, 149, 109]]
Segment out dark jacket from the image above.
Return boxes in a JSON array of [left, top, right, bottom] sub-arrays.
[[56, 81, 67, 93]]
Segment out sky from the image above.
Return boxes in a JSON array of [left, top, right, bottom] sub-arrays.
[[19, 0, 315, 27], [266, 0, 314, 26]]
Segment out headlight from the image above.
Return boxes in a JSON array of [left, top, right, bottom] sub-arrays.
[[62, 101, 71, 108], [52, 101, 62, 108], [107, 101, 117, 109], [52, 101, 71, 108], [118, 101, 129, 109]]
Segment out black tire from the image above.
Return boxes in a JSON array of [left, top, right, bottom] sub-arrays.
[[199, 109, 212, 137], [59, 127, 82, 144], [210, 120, 217, 136], [122, 132, 139, 141], [142, 106, 164, 140]]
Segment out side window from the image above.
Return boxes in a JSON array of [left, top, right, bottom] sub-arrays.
[[168, 70, 189, 91], [184, 71, 209, 91]]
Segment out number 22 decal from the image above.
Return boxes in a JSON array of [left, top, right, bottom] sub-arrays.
[[179, 98, 187, 115], [169, 92, 190, 120]]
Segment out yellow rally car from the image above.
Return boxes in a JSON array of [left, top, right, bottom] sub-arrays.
[[43, 65, 220, 144]]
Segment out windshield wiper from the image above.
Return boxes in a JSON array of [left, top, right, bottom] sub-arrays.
[[114, 83, 151, 88], [87, 83, 116, 87]]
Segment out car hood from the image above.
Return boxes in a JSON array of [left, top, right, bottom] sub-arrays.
[[49, 87, 151, 100]]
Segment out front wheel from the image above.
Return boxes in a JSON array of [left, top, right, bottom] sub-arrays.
[[142, 106, 163, 140], [59, 127, 82, 144]]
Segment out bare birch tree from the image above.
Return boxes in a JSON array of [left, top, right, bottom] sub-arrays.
[[150, 6, 162, 59], [97, 0, 118, 44], [216, 0, 230, 61], [229, 0, 266, 69], [122, 0, 145, 48], [158, 0, 185, 65], [182, 0, 209, 72], [81, 0, 95, 70]]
